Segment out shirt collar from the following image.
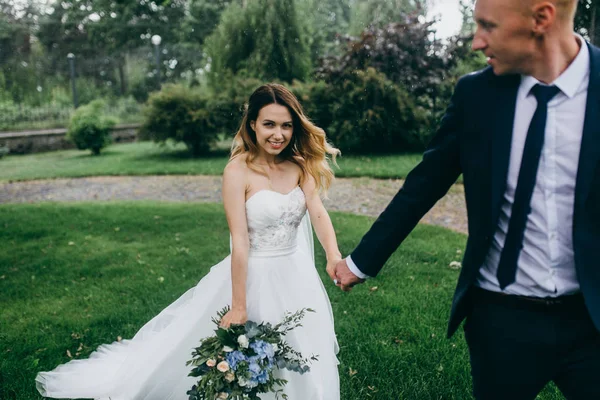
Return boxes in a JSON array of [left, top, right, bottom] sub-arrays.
[[520, 34, 590, 99]]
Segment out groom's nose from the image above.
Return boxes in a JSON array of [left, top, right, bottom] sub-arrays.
[[472, 30, 486, 52]]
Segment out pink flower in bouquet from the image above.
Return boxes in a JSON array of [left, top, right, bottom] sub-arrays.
[[217, 361, 230, 372]]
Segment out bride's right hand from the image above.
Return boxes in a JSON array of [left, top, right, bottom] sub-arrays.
[[219, 308, 248, 329]]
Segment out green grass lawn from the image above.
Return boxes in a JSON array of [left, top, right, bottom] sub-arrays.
[[0, 141, 424, 182], [0, 203, 561, 399]]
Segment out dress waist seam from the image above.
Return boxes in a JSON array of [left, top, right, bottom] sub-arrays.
[[248, 244, 298, 258]]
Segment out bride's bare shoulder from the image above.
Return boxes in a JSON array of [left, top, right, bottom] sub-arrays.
[[223, 155, 250, 187], [225, 154, 248, 173]]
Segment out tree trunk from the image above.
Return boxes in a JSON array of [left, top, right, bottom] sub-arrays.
[[117, 58, 127, 96]]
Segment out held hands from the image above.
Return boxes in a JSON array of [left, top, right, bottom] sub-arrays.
[[219, 307, 248, 329], [331, 259, 365, 292]]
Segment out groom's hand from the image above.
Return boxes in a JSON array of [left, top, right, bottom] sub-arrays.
[[335, 259, 365, 292]]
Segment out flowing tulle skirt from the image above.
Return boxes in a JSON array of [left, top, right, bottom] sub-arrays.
[[36, 246, 340, 400]]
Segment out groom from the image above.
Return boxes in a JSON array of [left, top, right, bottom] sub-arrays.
[[332, 0, 600, 398]]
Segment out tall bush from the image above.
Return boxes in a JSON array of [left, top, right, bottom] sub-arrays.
[[139, 84, 216, 156], [294, 69, 427, 155], [290, 80, 336, 134], [329, 68, 427, 154], [67, 100, 117, 155], [208, 73, 263, 137]]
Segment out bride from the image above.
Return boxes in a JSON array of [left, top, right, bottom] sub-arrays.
[[36, 83, 342, 400]]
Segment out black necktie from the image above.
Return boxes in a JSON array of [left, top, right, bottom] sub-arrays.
[[496, 84, 561, 290]]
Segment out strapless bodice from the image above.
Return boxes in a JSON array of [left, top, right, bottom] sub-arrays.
[[245, 186, 306, 254]]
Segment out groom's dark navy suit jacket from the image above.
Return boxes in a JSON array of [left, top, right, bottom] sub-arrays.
[[351, 42, 600, 338]]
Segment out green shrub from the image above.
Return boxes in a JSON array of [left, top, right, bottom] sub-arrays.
[[67, 100, 117, 155], [139, 84, 216, 156], [295, 69, 428, 155], [291, 80, 336, 134], [208, 73, 263, 136]]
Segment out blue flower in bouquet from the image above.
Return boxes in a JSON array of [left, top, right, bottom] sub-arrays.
[[249, 361, 270, 385], [225, 350, 247, 371], [250, 340, 275, 361]]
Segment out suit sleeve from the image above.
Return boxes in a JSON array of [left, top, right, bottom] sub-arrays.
[[350, 77, 466, 277]]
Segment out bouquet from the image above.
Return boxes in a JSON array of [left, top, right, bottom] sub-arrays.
[[186, 307, 318, 400]]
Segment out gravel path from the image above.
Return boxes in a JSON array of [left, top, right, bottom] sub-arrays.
[[0, 176, 468, 234]]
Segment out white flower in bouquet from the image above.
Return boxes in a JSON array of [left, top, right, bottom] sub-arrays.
[[237, 334, 249, 349], [216, 361, 230, 372], [237, 376, 249, 387], [272, 343, 279, 352], [217, 392, 229, 399], [224, 372, 235, 382], [222, 346, 234, 352], [206, 359, 216, 367]]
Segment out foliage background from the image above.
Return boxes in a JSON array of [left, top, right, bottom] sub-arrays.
[[1, 0, 596, 142]]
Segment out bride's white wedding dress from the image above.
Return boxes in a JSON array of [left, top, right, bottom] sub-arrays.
[[36, 186, 340, 400]]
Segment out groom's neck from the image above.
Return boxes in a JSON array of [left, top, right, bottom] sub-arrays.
[[529, 31, 580, 84]]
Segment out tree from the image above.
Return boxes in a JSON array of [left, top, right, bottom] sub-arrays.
[[206, 0, 310, 83], [458, 0, 476, 35], [576, 0, 598, 45], [37, 0, 186, 95], [316, 16, 462, 109], [0, 1, 40, 103], [37, 4, 98, 83], [297, 0, 353, 60], [184, 0, 240, 46], [89, 0, 186, 94], [348, 0, 427, 35], [0, 1, 34, 66], [315, 14, 486, 147]]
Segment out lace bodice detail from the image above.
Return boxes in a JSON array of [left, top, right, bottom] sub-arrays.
[[245, 187, 307, 252]]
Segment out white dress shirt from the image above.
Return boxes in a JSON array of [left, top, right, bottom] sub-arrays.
[[477, 36, 589, 296], [348, 36, 590, 295]]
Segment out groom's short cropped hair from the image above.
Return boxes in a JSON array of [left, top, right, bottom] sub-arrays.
[[555, 0, 578, 20], [533, 0, 578, 20], [515, 0, 577, 20]]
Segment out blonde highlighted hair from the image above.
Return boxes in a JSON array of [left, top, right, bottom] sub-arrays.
[[231, 83, 340, 194]]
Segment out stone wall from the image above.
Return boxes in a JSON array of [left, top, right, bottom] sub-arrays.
[[0, 124, 140, 154]]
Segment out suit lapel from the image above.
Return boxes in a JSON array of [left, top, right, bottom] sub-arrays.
[[575, 43, 600, 210], [490, 74, 520, 232]]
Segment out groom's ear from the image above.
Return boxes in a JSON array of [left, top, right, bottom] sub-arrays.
[[531, 1, 557, 35]]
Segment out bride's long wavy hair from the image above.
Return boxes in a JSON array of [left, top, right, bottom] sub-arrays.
[[231, 83, 340, 194]]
